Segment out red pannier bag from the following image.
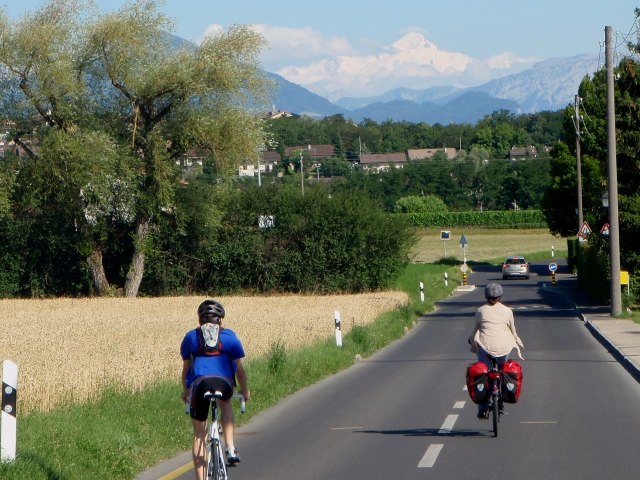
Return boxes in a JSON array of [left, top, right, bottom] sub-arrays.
[[466, 362, 489, 404], [501, 360, 523, 404]]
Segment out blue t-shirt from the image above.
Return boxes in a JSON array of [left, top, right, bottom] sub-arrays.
[[180, 327, 245, 388]]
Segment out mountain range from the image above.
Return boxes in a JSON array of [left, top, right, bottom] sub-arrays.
[[268, 53, 600, 124]]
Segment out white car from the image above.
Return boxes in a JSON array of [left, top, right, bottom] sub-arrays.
[[502, 256, 530, 280]]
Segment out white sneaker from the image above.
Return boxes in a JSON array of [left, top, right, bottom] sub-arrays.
[[226, 447, 240, 465]]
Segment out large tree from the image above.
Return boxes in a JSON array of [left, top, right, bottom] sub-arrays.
[[0, 0, 271, 296], [542, 9, 640, 275]]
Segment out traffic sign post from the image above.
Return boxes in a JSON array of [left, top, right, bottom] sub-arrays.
[[621, 271, 630, 297], [420, 282, 424, 303], [459, 234, 468, 264], [460, 263, 468, 286], [549, 263, 558, 286], [440, 231, 450, 259], [577, 221, 592, 241]]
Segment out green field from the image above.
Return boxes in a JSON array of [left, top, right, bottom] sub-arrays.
[[412, 228, 566, 264]]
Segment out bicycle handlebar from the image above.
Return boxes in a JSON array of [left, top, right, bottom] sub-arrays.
[[232, 393, 246, 414]]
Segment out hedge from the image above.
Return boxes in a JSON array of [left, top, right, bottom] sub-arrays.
[[574, 238, 611, 305], [404, 210, 547, 228], [141, 184, 416, 295]]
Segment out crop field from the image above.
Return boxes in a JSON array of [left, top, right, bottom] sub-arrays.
[[411, 228, 563, 264], [0, 292, 407, 413]]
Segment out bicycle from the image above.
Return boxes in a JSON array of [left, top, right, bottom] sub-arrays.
[[203, 391, 245, 480], [487, 357, 503, 438]]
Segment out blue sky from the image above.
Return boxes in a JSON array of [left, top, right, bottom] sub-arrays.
[[5, 1, 640, 97]]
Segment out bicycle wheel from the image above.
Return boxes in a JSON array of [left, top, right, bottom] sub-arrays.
[[206, 439, 227, 480], [492, 395, 499, 437], [205, 440, 216, 480]]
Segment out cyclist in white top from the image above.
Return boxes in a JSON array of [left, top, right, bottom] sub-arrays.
[[469, 283, 524, 419]]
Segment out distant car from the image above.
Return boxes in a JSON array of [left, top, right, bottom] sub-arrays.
[[502, 256, 530, 280]]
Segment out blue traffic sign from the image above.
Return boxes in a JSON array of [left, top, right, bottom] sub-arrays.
[[549, 263, 558, 272]]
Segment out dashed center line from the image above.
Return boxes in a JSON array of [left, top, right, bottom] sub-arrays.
[[453, 401, 466, 409], [437, 414, 458, 434], [418, 444, 444, 468], [463, 385, 468, 391]]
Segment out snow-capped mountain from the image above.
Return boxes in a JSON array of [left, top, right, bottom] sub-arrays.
[[277, 32, 537, 101], [334, 54, 600, 113]]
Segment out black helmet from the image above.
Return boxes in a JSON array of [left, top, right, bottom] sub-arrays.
[[485, 283, 503, 299], [198, 299, 225, 319]]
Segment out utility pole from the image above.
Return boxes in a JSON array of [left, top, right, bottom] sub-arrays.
[[316, 164, 320, 182], [575, 94, 583, 231], [300, 149, 304, 196], [605, 26, 622, 315], [257, 154, 262, 187]]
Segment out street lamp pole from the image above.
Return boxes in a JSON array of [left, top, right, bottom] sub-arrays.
[[605, 26, 622, 315]]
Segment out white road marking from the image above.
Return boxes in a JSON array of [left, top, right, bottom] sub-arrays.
[[418, 444, 444, 468], [453, 401, 466, 409], [463, 385, 468, 391], [438, 414, 458, 434]]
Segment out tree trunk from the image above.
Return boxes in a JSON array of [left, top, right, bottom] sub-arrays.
[[124, 218, 150, 298], [86, 248, 110, 296]]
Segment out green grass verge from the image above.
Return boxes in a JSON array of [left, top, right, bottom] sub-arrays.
[[0, 263, 462, 480]]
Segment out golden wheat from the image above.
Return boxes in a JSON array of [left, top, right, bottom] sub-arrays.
[[0, 292, 407, 413]]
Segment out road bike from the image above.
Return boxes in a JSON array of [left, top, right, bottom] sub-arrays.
[[204, 391, 245, 480], [487, 357, 503, 438]]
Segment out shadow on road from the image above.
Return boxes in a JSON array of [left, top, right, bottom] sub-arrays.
[[355, 427, 491, 438]]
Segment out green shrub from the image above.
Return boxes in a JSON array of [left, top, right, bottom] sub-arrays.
[[404, 210, 546, 228], [577, 241, 610, 304], [567, 236, 579, 271], [394, 195, 447, 213], [142, 183, 416, 295], [267, 341, 287, 375]]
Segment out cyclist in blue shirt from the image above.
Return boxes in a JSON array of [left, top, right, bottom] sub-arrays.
[[180, 299, 250, 480]]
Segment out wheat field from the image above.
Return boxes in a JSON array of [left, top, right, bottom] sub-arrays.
[[0, 292, 408, 413]]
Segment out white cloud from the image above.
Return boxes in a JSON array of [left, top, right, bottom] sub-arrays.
[[200, 23, 354, 71], [275, 32, 540, 100]]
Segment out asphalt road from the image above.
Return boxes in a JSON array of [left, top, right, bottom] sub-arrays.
[[174, 261, 640, 480]]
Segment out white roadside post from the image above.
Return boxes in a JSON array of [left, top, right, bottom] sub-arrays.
[[420, 282, 424, 302], [334, 311, 342, 347], [551, 246, 555, 258], [1, 360, 18, 463], [444, 272, 448, 287]]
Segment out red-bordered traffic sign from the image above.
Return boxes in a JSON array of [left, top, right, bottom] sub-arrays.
[[577, 221, 592, 237], [600, 223, 610, 236]]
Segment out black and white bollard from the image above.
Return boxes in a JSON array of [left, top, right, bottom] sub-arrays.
[[1, 360, 18, 463], [334, 311, 342, 347], [444, 272, 448, 287], [551, 245, 555, 258], [420, 282, 424, 302]]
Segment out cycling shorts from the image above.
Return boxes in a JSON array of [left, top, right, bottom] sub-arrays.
[[189, 376, 233, 421]]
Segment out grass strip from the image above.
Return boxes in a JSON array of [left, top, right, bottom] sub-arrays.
[[0, 263, 461, 480]]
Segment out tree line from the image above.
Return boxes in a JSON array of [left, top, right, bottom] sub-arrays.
[[266, 109, 565, 160]]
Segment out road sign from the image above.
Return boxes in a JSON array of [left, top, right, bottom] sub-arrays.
[[440, 231, 451, 241], [621, 271, 629, 285], [460, 264, 468, 273], [600, 223, 610, 236], [549, 263, 558, 272], [577, 221, 592, 237], [459, 234, 468, 247]]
